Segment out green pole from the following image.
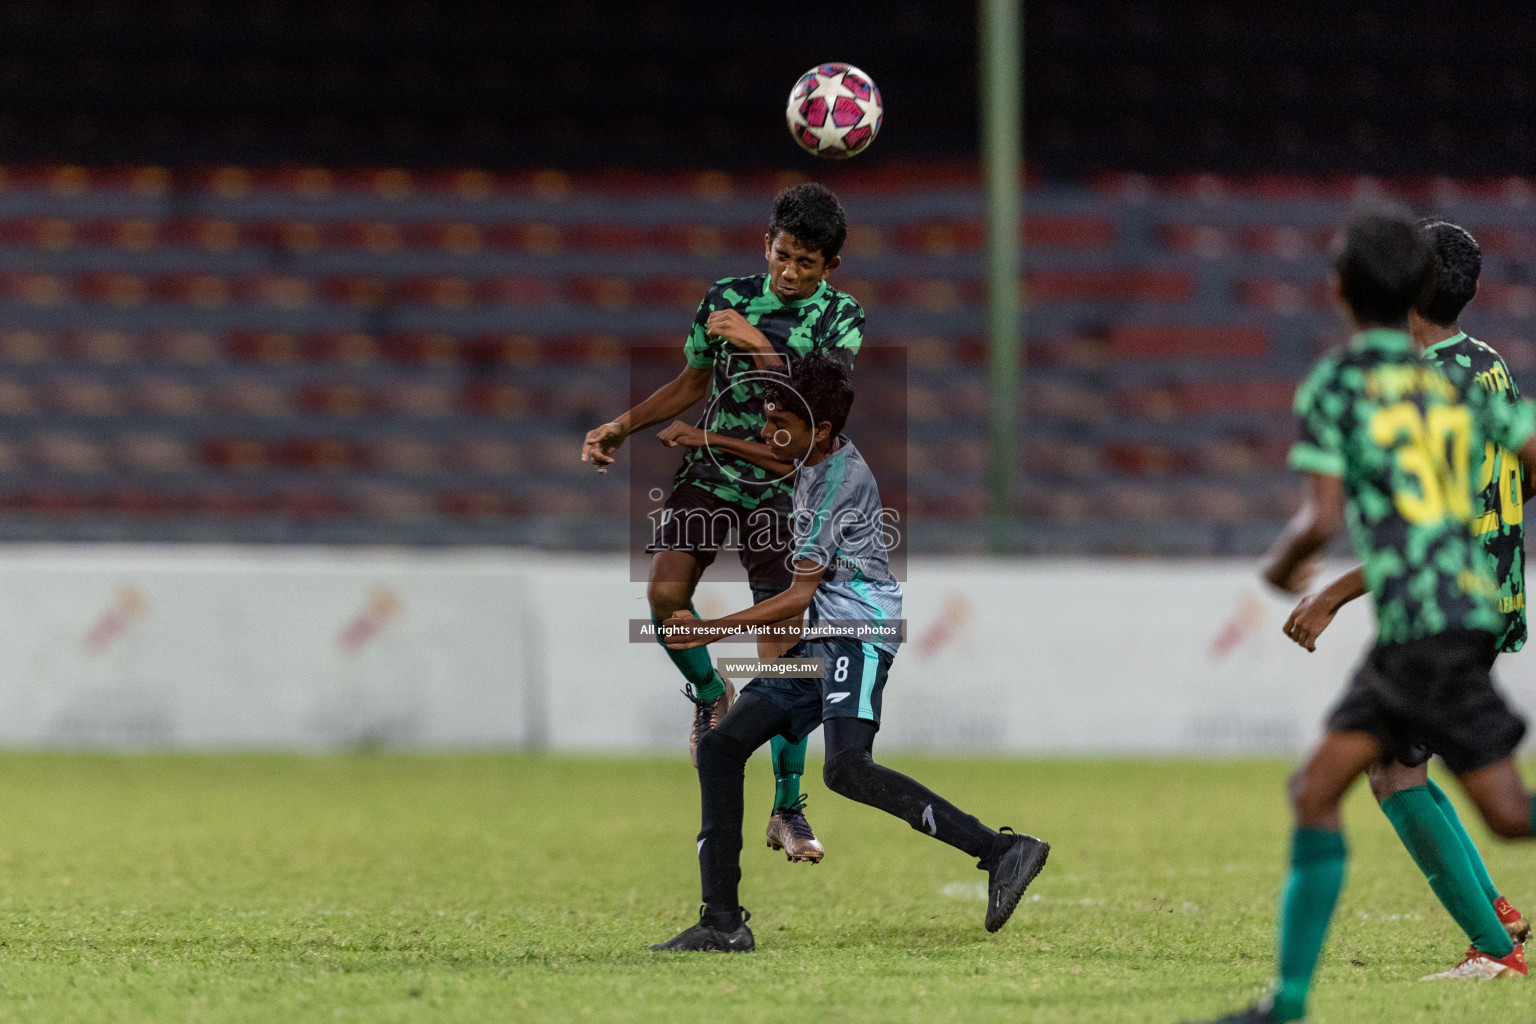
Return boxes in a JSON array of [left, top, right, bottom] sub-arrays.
[[981, 0, 1022, 553]]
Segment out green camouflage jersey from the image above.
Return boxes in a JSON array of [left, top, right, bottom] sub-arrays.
[[1289, 327, 1536, 645], [1423, 332, 1527, 651], [677, 274, 864, 510]]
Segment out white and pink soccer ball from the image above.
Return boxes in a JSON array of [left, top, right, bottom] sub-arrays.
[[786, 63, 883, 159]]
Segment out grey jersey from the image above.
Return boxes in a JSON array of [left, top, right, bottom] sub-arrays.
[[790, 437, 903, 655]]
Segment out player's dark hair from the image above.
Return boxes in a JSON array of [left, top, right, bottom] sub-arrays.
[[761, 352, 855, 437], [768, 182, 847, 260], [1414, 219, 1482, 327], [1334, 208, 1434, 326]]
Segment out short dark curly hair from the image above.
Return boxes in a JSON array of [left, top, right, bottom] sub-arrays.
[[761, 351, 855, 438], [767, 182, 848, 260], [1335, 208, 1433, 325], [1415, 219, 1482, 327]]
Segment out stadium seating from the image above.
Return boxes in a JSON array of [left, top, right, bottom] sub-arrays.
[[0, 163, 1527, 551]]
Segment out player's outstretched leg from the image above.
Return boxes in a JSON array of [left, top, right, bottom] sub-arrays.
[[1185, 730, 1378, 1024], [649, 552, 733, 766], [1368, 760, 1525, 979], [766, 735, 823, 862], [651, 693, 794, 953], [1423, 779, 1530, 943], [820, 718, 1048, 932]]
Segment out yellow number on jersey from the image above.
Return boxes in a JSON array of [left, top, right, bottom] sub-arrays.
[[1368, 402, 1473, 525]]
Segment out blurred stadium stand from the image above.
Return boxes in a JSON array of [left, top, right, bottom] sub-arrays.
[[0, 163, 1530, 554], [0, 1, 1533, 553]]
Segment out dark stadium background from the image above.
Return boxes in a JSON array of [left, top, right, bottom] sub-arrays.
[[0, 0, 1532, 554]]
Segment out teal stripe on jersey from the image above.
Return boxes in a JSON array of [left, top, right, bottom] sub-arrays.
[[849, 576, 885, 630], [796, 454, 848, 562], [857, 642, 879, 719]]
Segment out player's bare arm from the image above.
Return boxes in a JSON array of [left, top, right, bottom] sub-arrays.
[[705, 310, 786, 371], [580, 364, 711, 473], [656, 420, 797, 478], [661, 560, 826, 649], [1285, 565, 1366, 652], [1260, 473, 1343, 594]]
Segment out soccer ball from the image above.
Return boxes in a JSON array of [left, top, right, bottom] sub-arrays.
[[786, 63, 883, 159]]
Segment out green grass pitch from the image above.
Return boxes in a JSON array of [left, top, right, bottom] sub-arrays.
[[0, 753, 1530, 1022]]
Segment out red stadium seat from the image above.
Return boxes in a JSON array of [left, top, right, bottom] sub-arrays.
[[162, 219, 244, 253], [460, 382, 532, 418], [234, 274, 311, 309], [79, 218, 159, 251], [410, 221, 484, 255], [567, 276, 634, 310], [0, 217, 76, 249], [0, 329, 50, 363], [303, 332, 378, 364], [438, 490, 518, 518], [566, 224, 647, 251], [75, 271, 147, 306], [214, 380, 292, 418], [1233, 279, 1330, 312], [453, 438, 520, 475], [199, 438, 270, 471], [49, 378, 120, 417], [1029, 269, 1194, 302], [380, 382, 454, 419], [103, 490, 181, 516], [61, 329, 137, 363], [332, 220, 404, 253], [226, 331, 300, 364], [0, 272, 67, 306], [274, 490, 354, 518], [1108, 325, 1269, 359], [298, 383, 372, 418], [381, 332, 460, 366], [1159, 223, 1230, 258], [0, 381, 36, 415], [156, 273, 231, 308], [130, 378, 205, 417], [190, 490, 269, 517], [278, 438, 359, 472], [365, 438, 440, 476], [33, 432, 110, 474], [480, 276, 561, 304], [464, 334, 539, 367], [1024, 215, 1117, 248], [116, 435, 194, 475]]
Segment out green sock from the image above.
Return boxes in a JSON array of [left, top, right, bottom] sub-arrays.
[[1380, 787, 1512, 957], [770, 734, 807, 812], [652, 604, 724, 700], [1425, 778, 1501, 904], [1270, 828, 1346, 1023]]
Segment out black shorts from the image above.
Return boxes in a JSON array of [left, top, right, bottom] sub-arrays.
[[740, 638, 893, 743], [645, 483, 792, 595], [1326, 629, 1526, 774]]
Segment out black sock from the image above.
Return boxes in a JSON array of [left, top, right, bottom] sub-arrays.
[[696, 728, 751, 922], [823, 746, 997, 860]]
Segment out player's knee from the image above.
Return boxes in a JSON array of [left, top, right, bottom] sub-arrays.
[[1480, 800, 1532, 839], [696, 729, 749, 774], [1365, 760, 1427, 804], [646, 583, 688, 621], [823, 748, 871, 796], [1288, 770, 1338, 825]]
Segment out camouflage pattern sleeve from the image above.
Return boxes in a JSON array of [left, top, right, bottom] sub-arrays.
[[1287, 357, 1346, 477], [682, 284, 723, 370], [1464, 367, 1536, 455], [821, 294, 864, 367]]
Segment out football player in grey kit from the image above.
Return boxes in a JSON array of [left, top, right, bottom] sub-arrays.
[[648, 352, 1050, 952]]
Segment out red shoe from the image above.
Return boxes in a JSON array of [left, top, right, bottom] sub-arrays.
[[1495, 896, 1532, 944], [1421, 943, 1527, 980]]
